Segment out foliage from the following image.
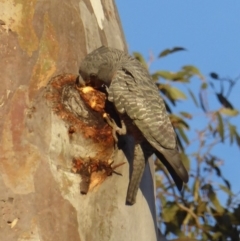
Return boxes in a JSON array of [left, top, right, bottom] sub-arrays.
[[133, 49, 240, 241]]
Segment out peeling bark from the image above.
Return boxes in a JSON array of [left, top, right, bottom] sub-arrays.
[[0, 1, 161, 240], [44, 74, 117, 194]]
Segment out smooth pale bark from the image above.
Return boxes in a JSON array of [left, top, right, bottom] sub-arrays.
[[0, 1, 163, 240]]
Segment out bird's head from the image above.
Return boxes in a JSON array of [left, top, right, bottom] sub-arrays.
[[77, 49, 115, 89]]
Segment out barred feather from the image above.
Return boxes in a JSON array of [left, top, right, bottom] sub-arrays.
[[79, 46, 189, 204]]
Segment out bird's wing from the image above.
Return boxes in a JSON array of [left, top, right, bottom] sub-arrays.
[[108, 69, 188, 184], [109, 69, 176, 149]]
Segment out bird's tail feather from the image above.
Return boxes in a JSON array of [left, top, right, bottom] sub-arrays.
[[155, 150, 188, 191]]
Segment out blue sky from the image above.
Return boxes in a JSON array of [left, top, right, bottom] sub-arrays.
[[115, 1, 240, 200]]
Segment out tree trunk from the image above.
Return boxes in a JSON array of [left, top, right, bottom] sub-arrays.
[[0, 1, 162, 240]]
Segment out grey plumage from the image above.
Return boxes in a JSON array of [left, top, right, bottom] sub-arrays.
[[78, 46, 189, 204]]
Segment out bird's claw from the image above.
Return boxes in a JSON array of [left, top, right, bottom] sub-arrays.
[[103, 113, 127, 148]]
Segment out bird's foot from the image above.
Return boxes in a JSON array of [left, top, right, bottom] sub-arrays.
[[103, 113, 127, 148]]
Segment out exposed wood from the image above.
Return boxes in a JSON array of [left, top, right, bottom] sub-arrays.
[[0, 1, 160, 240]]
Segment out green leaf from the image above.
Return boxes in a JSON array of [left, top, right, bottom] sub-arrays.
[[196, 200, 207, 215], [159, 85, 176, 105], [180, 111, 192, 119], [216, 112, 224, 142], [228, 123, 236, 144], [192, 178, 200, 200], [208, 188, 224, 214], [159, 47, 186, 58], [158, 192, 167, 206], [182, 65, 205, 80], [219, 184, 233, 196], [201, 82, 208, 89], [163, 85, 187, 101], [153, 70, 189, 82], [171, 71, 189, 82], [199, 91, 207, 112], [169, 114, 189, 129], [132, 52, 147, 69], [212, 232, 223, 240], [178, 128, 189, 145], [180, 152, 190, 171], [188, 89, 199, 107], [161, 202, 179, 222], [220, 108, 239, 116], [152, 71, 174, 80]]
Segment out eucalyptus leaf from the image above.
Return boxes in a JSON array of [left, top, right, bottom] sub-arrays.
[[132, 52, 148, 69], [216, 112, 224, 142], [220, 108, 238, 116], [163, 85, 187, 101], [159, 46, 186, 58]]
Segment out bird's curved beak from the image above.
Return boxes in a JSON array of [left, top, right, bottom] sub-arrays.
[[76, 75, 86, 87]]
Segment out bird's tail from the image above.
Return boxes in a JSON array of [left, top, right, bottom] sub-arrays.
[[155, 149, 188, 191]]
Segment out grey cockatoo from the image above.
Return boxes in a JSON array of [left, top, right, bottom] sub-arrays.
[[77, 46, 189, 204]]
